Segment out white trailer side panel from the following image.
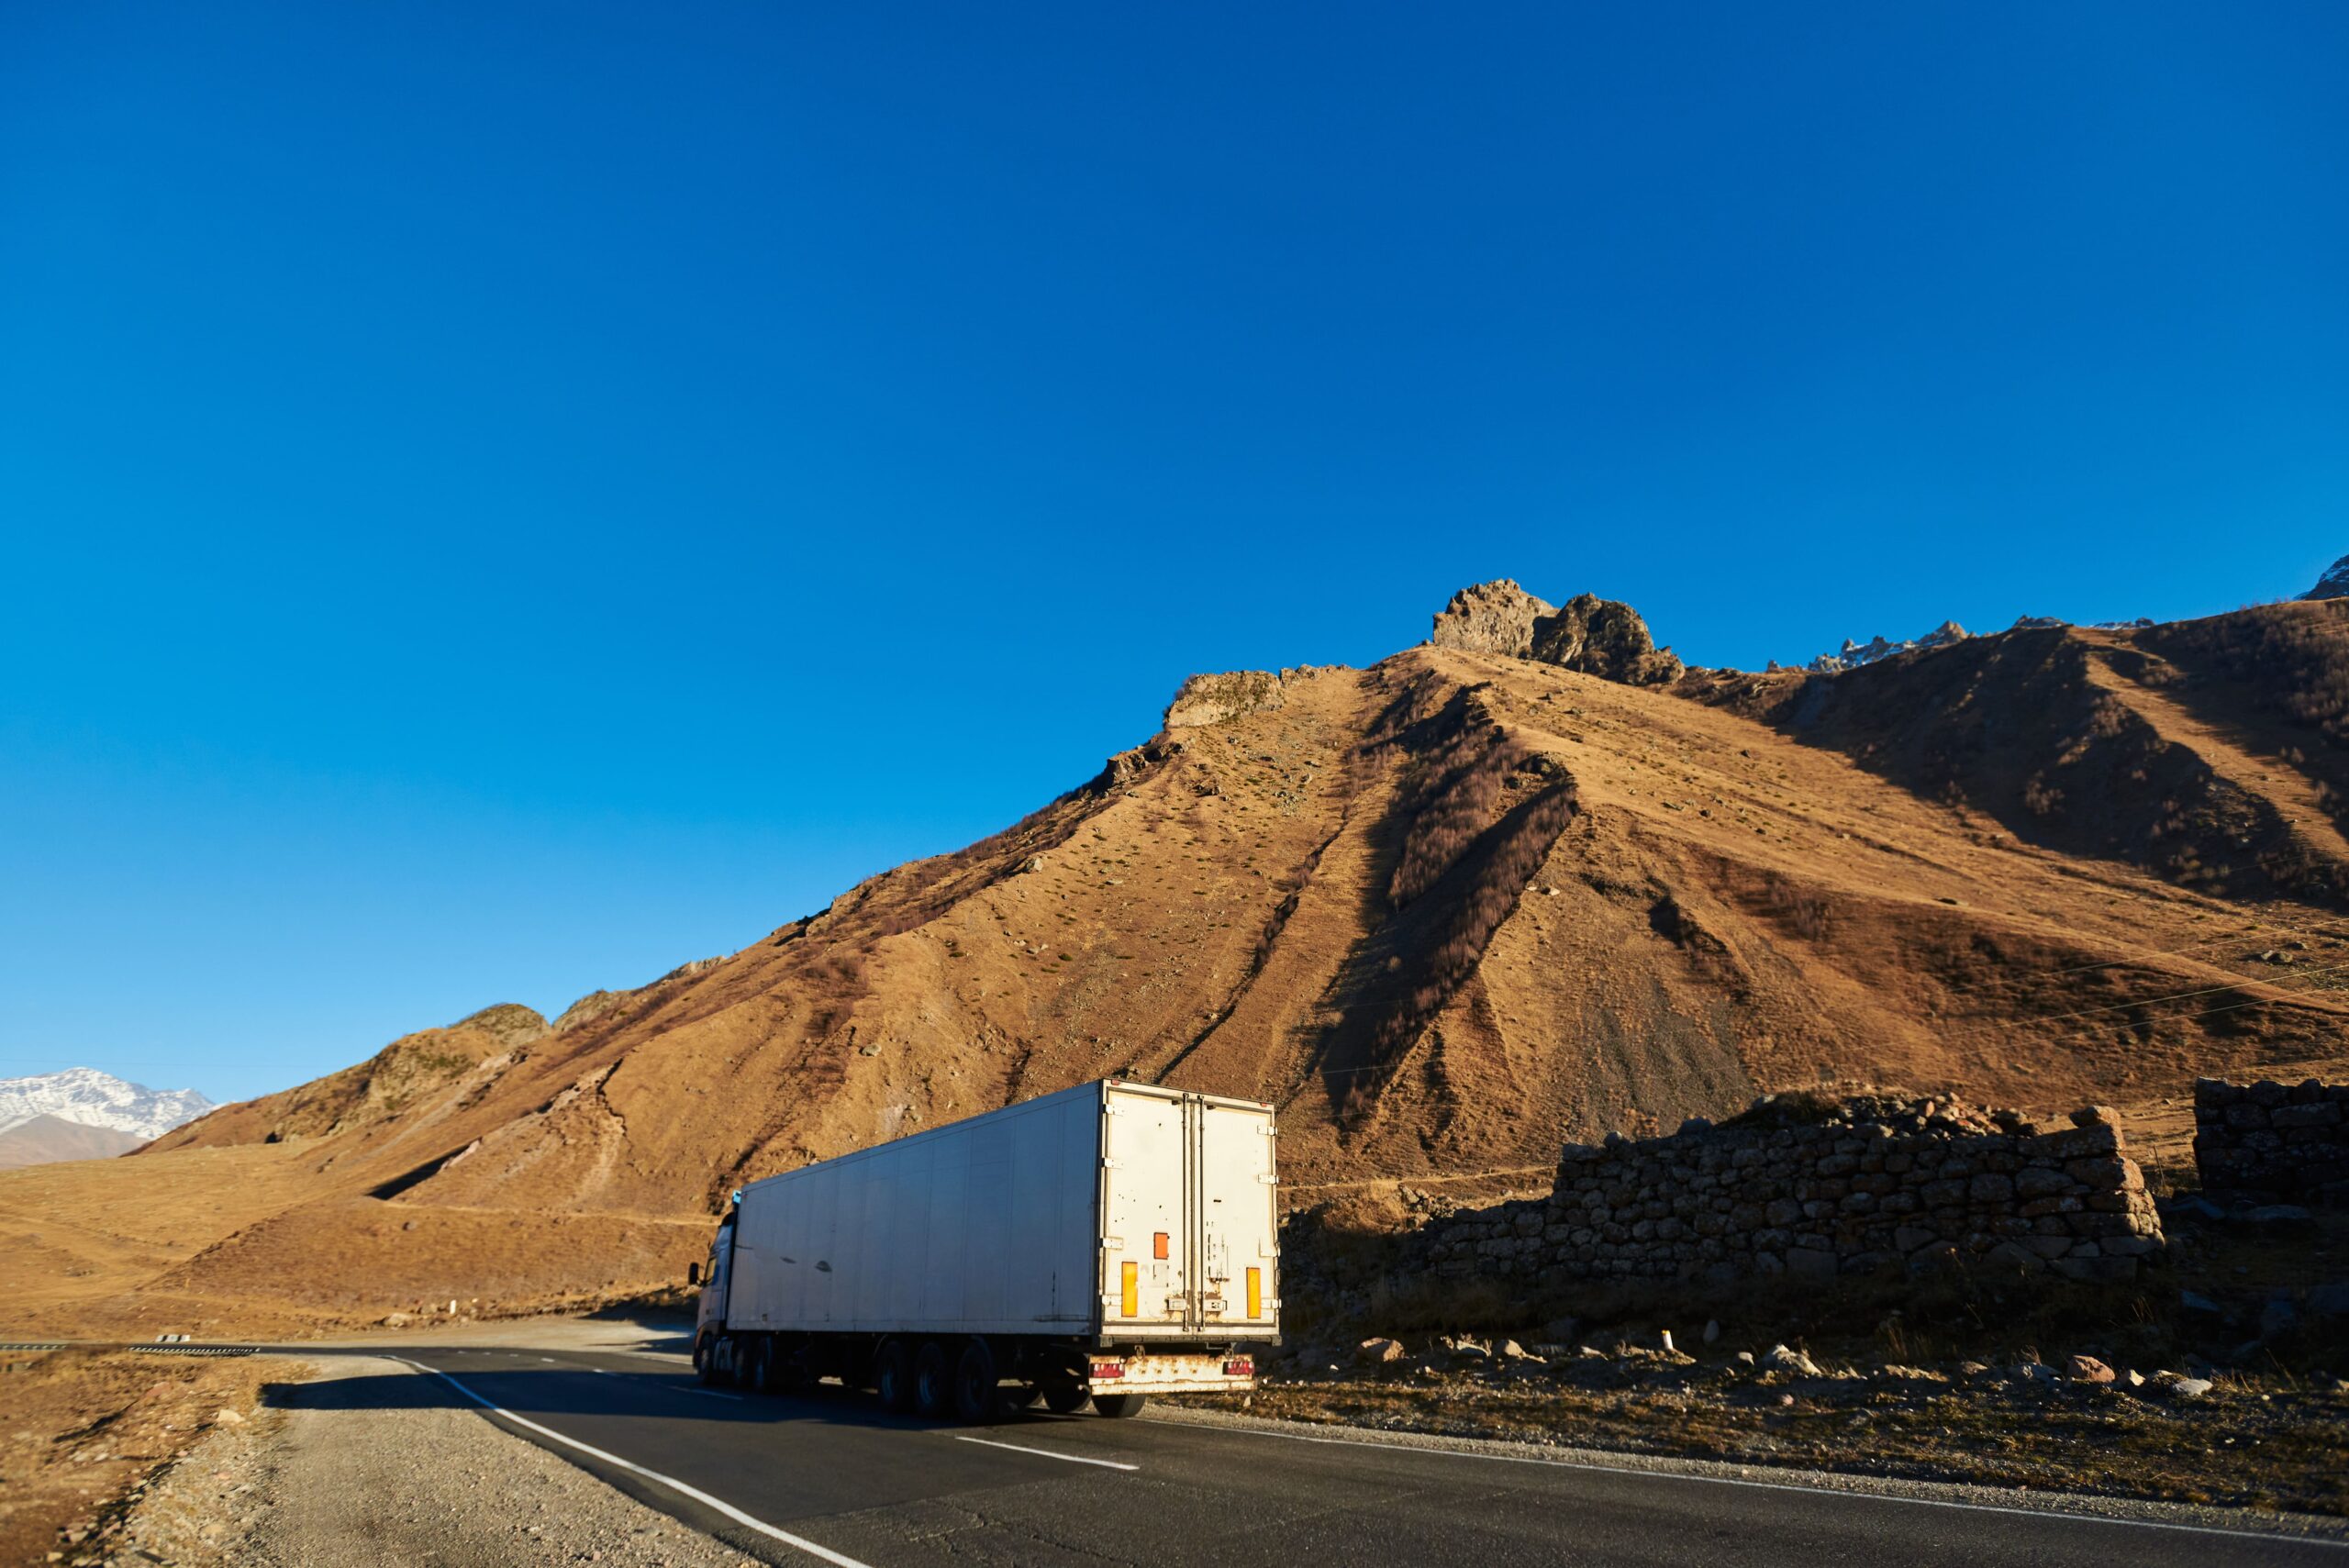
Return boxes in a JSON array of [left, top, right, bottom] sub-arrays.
[[729, 1080, 1105, 1337]]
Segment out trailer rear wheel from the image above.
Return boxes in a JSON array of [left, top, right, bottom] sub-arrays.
[[1092, 1393, 1148, 1418], [1042, 1384, 1089, 1414], [952, 1340, 1003, 1423], [874, 1340, 917, 1413], [913, 1340, 954, 1418], [775, 1339, 813, 1394]]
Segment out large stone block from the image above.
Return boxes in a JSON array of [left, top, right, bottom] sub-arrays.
[[2066, 1157, 2132, 1188], [2015, 1166, 2076, 1200]]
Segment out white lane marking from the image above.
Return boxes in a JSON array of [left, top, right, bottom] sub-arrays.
[[390, 1358, 871, 1568], [685, 1386, 743, 1401], [949, 1434, 1141, 1472], [1181, 1421, 2349, 1549]]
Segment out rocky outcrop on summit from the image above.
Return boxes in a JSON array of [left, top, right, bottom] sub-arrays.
[[1428, 580, 1554, 656], [1528, 593, 1685, 686], [1164, 670, 1287, 728], [1430, 582, 1682, 685], [452, 1003, 551, 1051], [2305, 554, 2349, 601]]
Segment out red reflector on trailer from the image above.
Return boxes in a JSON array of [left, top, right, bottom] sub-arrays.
[[1089, 1360, 1126, 1379], [1224, 1358, 1253, 1377]]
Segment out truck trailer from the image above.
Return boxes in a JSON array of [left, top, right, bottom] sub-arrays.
[[689, 1078, 1280, 1421]]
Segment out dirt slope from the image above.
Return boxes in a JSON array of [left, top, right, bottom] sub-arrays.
[[8, 595, 2348, 1335]]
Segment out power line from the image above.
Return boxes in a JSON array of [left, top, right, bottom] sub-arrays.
[[2039, 921, 2342, 979], [2001, 958, 2349, 1028]]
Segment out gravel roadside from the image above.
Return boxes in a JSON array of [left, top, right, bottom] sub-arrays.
[[91, 1356, 755, 1568], [1147, 1400, 2349, 1545]]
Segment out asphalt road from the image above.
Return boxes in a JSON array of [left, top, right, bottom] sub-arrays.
[[270, 1342, 2342, 1567]]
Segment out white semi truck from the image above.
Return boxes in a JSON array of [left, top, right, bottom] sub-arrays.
[[689, 1078, 1280, 1420]]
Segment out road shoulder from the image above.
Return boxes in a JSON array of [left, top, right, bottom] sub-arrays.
[[1146, 1400, 2349, 1547], [101, 1354, 757, 1568]]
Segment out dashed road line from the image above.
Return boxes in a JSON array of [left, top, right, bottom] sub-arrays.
[[949, 1434, 1141, 1472]]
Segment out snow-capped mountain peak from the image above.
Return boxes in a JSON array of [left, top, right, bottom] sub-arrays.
[[2305, 553, 2349, 601], [0, 1068, 213, 1142]]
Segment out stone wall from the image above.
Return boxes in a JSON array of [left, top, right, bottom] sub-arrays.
[[2193, 1077, 2349, 1204], [1416, 1095, 2165, 1290]]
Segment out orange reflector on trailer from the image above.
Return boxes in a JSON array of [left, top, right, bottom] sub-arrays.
[[1120, 1260, 1138, 1318], [1246, 1266, 1262, 1319], [1152, 1231, 1169, 1260]]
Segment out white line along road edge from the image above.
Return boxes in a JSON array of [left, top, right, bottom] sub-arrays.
[[950, 1434, 1141, 1471], [1187, 1419, 2349, 1550], [390, 1356, 874, 1568]]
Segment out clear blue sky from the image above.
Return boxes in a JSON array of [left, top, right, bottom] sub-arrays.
[[4, 4, 2343, 1104]]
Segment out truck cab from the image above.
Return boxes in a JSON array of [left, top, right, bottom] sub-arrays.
[[691, 1213, 734, 1382]]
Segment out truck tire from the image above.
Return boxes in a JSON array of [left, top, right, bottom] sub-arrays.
[[745, 1335, 774, 1395], [952, 1340, 1002, 1424], [1042, 1384, 1090, 1415], [1092, 1393, 1148, 1418], [695, 1334, 721, 1386], [874, 1340, 917, 1413], [775, 1338, 813, 1395], [913, 1340, 954, 1418], [911, 1342, 958, 1418]]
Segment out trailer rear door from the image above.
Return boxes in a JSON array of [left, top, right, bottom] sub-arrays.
[[1197, 1097, 1277, 1332], [1102, 1087, 1191, 1326]]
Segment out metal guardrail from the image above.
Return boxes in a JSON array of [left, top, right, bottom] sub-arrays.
[[0, 1341, 262, 1357]]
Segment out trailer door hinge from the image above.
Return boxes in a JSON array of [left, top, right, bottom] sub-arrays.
[[1257, 1173, 1279, 1184]]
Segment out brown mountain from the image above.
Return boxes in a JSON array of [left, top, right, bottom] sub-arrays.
[[0, 1116, 143, 1170], [6, 588, 2346, 1336]]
